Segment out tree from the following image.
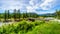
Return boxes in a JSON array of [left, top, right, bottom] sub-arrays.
[[56, 10, 60, 19], [4, 10, 8, 21], [13, 9, 17, 21], [7, 10, 10, 19], [17, 9, 21, 20], [22, 13, 25, 18], [0, 13, 1, 21]]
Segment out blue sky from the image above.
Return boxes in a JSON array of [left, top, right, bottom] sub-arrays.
[[0, 0, 60, 14]]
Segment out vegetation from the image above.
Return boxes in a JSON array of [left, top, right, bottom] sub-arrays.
[[27, 21, 60, 34], [0, 9, 60, 34], [0, 20, 60, 34], [55, 10, 60, 19], [0, 9, 60, 21], [0, 9, 39, 22], [4, 10, 7, 21]]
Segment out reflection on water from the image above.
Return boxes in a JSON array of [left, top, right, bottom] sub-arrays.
[[0, 22, 3, 26], [0, 22, 13, 26]]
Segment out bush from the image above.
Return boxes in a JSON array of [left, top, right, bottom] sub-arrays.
[[0, 20, 44, 34], [27, 21, 60, 34], [0, 20, 60, 34]]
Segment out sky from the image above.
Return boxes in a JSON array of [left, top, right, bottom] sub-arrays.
[[0, 0, 60, 14]]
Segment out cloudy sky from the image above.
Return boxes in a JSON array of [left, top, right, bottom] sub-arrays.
[[0, 0, 60, 14]]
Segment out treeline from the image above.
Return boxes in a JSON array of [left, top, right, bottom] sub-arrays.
[[0, 9, 39, 21]]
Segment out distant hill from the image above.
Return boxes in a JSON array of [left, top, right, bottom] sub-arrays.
[[39, 13, 56, 17]]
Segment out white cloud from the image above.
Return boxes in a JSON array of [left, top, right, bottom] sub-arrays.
[[0, 0, 56, 10], [29, 0, 56, 11], [26, 6, 35, 12], [26, 0, 55, 13], [0, 0, 30, 10], [0, 0, 57, 14], [40, 0, 54, 10]]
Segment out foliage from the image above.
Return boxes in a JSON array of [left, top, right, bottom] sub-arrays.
[[0, 21, 60, 34], [0, 9, 39, 21], [27, 21, 60, 34], [0, 20, 44, 34], [55, 10, 60, 19]]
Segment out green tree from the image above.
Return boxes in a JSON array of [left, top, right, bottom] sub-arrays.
[[0, 13, 1, 21], [7, 10, 10, 19], [56, 10, 60, 19], [17, 9, 21, 20], [13, 9, 17, 21], [22, 13, 25, 19], [4, 10, 8, 21]]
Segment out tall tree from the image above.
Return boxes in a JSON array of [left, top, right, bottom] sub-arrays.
[[17, 9, 21, 20], [13, 9, 17, 21], [22, 13, 25, 19], [0, 13, 1, 21], [56, 10, 60, 19], [7, 10, 10, 19], [4, 10, 7, 21]]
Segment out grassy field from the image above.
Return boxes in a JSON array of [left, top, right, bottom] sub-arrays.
[[0, 20, 60, 34]]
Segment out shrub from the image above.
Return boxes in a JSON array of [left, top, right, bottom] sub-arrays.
[[27, 21, 60, 34], [0, 20, 60, 34]]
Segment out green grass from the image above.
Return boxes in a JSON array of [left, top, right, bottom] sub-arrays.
[[0, 20, 60, 34]]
